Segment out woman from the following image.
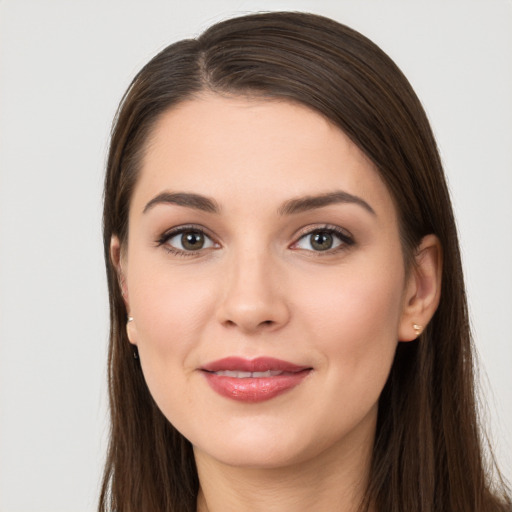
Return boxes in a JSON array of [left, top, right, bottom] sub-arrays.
[[99, 11, 511, 512]]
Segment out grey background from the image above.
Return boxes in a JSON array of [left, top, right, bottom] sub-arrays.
[[1, 1, 510, 510]]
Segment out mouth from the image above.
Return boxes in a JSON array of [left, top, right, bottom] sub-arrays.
[[200, 357, 312, 403], [208, 370, 289, 378]]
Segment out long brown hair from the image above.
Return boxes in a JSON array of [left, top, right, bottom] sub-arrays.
[[100, 11, 511, 512]]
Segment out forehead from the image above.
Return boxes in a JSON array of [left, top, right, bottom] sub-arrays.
[[131, 94, 395, 219]]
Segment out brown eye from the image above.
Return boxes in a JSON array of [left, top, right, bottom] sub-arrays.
[[181, 231, 205, 250], [163, 228, 216, 253], [293, 227, 354, 253], [310, 231, 333, 251]]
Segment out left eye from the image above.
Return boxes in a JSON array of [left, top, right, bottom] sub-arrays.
[[293, 229, 352, 252], [165, 229, 216, 251]]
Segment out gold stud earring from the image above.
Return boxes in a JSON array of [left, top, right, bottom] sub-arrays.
[[413, 323, 422, 336]]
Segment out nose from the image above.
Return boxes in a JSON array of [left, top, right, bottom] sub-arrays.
[[215, 251, 291, 334]]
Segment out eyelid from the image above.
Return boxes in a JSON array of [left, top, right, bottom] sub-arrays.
[[156, 224, 220, 255], [289, 224, 355, 252], [156, 223, 353, 256]]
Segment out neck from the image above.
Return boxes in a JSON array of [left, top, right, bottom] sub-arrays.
[[195, 415, 375, 512]]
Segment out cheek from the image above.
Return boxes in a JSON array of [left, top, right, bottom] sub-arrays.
[[297, 256, 405, 384], [126, 263, 219, 425], [301, 256, 404, 329], [126, 256, 219, 365]]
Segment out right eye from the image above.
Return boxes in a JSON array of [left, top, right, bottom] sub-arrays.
[[158, 227, 217, 255]]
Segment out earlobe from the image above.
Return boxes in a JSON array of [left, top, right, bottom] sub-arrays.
[[398, 234, 442, 342], [111, 236, 138, 347], [126, 316, 138, 346]]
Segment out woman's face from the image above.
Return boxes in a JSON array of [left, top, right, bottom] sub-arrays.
[[117, 94, 415, 469]]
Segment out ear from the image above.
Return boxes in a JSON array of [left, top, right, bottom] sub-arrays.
[[110, 235, 129, 304], [398, 234, 442, 342], [110, 236, 138, 346]]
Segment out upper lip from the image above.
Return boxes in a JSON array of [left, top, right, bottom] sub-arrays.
[[201, 357, 310, 373]]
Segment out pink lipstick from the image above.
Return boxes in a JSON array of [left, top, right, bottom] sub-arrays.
[[200, 357, 312, 403]]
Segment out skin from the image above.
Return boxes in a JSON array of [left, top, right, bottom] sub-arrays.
[[112, 94, 441, 512]]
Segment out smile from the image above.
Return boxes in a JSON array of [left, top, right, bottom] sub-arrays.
[[200, 357, 312, 403]]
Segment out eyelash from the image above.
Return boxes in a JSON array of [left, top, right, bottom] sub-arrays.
[[291, 225, 355, 255], [156, 224, 354, 257], [156, 224, 218, 257]]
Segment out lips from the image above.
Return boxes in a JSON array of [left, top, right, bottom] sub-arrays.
[[200, 357, 312, 403]]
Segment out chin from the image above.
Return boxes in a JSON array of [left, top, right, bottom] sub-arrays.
[[194, 436, 312, 469], [185, 399, 379, 473], [188, 415, 345, 470]]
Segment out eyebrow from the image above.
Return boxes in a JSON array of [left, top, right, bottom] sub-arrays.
[[278, 191, 376, 216], [143, 192, 220, 214], [142, 190, 375, 217]]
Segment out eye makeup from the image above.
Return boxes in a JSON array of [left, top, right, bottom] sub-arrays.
[[290, 224, 355, 254], [156, 224, 219, 257], [155, 222, 355, 259]]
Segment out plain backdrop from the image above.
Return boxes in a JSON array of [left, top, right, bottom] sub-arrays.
[[0, 1, 511, 511]]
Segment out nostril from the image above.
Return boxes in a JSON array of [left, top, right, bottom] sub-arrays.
[[217, 297, 290, 333]]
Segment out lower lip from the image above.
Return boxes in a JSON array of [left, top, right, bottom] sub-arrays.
[[203, 371, 311, 403]]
